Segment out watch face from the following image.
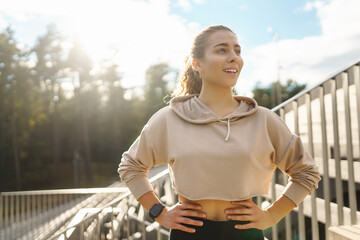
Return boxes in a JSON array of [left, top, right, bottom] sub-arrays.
[[153, 204, 162, 212], [150, 203, 164, 219]]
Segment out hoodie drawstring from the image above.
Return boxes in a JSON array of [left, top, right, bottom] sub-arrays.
[[219, 118, 231, 142]]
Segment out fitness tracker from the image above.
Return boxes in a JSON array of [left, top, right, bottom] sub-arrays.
[[149, 202, 165, 220]]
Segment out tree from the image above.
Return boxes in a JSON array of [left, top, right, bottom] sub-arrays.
[[66, 40, 95, 184], [143, 63, 170, 121], [252, 79, 307, 109], [0, 26, 32, 190], [100, 62, 126, 163], [32, 24, 66, 172]]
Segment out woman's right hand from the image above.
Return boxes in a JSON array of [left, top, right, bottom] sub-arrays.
[[155, 202, 207, 233]]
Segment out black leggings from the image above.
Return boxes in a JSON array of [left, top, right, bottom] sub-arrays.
[[169, 216, 264, 240]]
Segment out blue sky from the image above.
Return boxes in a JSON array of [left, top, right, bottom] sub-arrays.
[[170, 0, 322, 47], [0, 0, 359, 96]]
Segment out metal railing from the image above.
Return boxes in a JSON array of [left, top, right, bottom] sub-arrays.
[[272, 60, 360, 239], [0, 185, 128, 240], [1, 60, 359, 240], [45, 168, 176, 240]]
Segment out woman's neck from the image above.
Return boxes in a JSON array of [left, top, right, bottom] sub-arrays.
[[198, 86, 239, 117]]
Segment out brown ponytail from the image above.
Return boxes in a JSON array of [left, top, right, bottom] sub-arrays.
[[172, 25, 235, 96]]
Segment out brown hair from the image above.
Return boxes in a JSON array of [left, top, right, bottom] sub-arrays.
[[172, 25, 235, 96]]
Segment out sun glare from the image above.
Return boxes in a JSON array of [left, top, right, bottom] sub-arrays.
[[61, 1, 124, 63], [11, 0, 199, 94]]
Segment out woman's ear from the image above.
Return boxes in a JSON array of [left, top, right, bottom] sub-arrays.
[[192, 58, 202, 73]]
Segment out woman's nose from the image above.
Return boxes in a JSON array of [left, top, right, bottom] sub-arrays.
[[228, 51, 239, 63]]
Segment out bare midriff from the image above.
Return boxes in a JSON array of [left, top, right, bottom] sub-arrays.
[[178, 194, 252, 221]]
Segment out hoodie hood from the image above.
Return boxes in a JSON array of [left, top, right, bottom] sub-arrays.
[[170, 94, 258, 141]]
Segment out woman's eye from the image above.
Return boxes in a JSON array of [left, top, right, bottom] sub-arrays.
[[235, 50, 241, 55], [217, 48, 226, 53]]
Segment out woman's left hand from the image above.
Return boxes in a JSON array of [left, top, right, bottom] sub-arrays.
[[224, 200, 275, 230]]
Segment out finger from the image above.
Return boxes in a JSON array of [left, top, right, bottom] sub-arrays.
[[227, 214, 254, 221], [235, 222, 256, 230], [182, 210, 207, 218], [231, 200, 250, 203], [180, 203, 202, 210], [173, 223, 196, 233], [230, 201, 254, 207], [180, 216, 204, 226], [226, 207, 253, 215]]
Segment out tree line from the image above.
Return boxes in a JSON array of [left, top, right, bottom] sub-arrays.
[[0, 24, 306, 192]]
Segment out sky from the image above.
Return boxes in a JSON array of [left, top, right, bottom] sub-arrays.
[[0, 0, 359, 96]]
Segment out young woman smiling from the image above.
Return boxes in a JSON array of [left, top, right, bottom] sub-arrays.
[[118, 25, 320, 240]]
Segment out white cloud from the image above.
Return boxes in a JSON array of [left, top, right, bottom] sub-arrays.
[[316, 0, 360, 37], [304, 1, 325, 11], [177, 0, 192, 11], [238, 0, 360, 96]]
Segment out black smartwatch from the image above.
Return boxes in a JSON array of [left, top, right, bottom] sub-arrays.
[[149, 202, 165, 220]]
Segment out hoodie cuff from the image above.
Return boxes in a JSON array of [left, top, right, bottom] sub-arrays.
[[125, 176, 154, 200], [280, 181, 310, 207]]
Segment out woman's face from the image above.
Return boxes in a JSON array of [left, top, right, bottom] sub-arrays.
[[193, 30, 244, 90]]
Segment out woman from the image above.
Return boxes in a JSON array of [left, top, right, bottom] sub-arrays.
[[118, 25, 320, 240]]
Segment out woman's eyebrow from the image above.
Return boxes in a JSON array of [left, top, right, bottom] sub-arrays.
[[213, 43, 241, 48]]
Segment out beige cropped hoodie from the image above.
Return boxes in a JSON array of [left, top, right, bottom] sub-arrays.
[[118, 94, 321, 206]]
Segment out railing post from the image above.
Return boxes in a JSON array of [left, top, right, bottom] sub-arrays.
[[319, 86, 331, 239], [126, 199, 130, 239], [21, 195, 25, 239], [43, 194, 47, 230], [37, 194, 41, 237], [4, 196, 8, 240], [96, 215, 101, 239], [279, 108, 292, 240], [306, 93, 319, 240], [53, 194, 57, 226], [58, 194, 63, 224], [157, 224, 161, 240], [293, 101, 306, 240], [354, 65, 360, 186], [32, 195, 36, 238], [0, 194, 3, 240], [79, 222, 84, 240], [342, 72, 357, 224], [10, 195, 14, 240], [48, 194, 52, 226], [330, 78, 344, 225], [142, 215, 146, 240], [111, 206, 115, 240], [282, 173, 292, 240], [270, 174, 278, 240], [15, 195, 19, 240], [26, 195, 31, 239]]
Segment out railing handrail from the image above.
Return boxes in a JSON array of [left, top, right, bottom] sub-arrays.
[[46, 169, 170, 240], [0, 187, 128, 196], [272, 59, 360, 112]]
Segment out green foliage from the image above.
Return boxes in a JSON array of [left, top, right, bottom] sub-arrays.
[[143, 63, 170, 121], [252, 79, 307, 109], [0, 25, 174, 191]]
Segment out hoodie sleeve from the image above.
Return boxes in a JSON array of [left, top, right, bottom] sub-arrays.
[[266, 109, 321, 206], [117, 121, 168, 200]]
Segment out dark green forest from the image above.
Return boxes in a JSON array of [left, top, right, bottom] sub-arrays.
[[0, 25, 306, 192]]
